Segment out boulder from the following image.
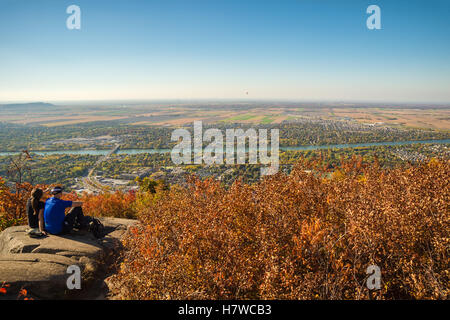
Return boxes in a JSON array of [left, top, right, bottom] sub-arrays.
[[0, 217, 138, 300]]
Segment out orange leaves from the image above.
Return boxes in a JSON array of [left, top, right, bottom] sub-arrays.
[[105, 158, 449, 299], [80, 190, 137, 219], [0, 181, 46, 231], [331, 169, 346, 181], [2, 157, 449, 300], [0, 283, 33, 300], [108, 158, 449, 300], [17, 287, 33, 300]]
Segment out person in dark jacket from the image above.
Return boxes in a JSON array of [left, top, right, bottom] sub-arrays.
[[26, 188, 47, 238]]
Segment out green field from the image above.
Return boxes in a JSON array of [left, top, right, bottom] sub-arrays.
[[222, 113, 258, 122], [260, 116, 276, 124]]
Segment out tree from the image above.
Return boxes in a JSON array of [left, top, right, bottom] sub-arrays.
[[7, 150, 35, 187]]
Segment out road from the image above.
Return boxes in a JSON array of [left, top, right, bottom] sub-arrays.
[[81, 144, 121, 194]]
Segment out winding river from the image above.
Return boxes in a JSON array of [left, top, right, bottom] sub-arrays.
[[0, 139, 449, 157]]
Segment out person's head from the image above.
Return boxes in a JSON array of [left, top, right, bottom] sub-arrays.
[[30, 188, 43, 214], [51, 186, 63, 198]]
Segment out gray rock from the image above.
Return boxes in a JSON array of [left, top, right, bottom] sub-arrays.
[[0, 217, 138, 300]]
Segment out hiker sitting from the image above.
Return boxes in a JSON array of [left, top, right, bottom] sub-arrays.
[[44, 186, 86, 235], [26, 188, 47, 238]]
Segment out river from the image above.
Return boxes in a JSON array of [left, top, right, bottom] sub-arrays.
[[0, 139, 449, 157]]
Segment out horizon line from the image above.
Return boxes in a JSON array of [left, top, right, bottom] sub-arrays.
[[1, 98, 450, 107]]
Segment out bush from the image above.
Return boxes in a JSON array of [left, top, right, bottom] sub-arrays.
[[0, 179, 41, 232], [80, 190, 137, 219], [109, 159, 449, 300]]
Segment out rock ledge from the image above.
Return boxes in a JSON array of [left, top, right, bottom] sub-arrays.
[[0, 217, 137, 300]]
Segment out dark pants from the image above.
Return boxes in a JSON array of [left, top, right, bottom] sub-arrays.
[[61, 207, 86, 234]]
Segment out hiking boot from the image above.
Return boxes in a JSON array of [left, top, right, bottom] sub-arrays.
[[28, 229, 46, 238]]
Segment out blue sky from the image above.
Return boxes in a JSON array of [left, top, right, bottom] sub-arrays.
[[0, 0, 449, 103]]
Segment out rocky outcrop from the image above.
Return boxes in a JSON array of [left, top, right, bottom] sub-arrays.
[[0, 217, 137, 300]]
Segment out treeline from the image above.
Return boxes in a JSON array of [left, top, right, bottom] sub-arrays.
[[276, 122, 449, 146], [95, 143, 450, 186], [1, 142, 448, 189], [1, 121, 448, 152], [0, 154, 99, 187], [0, 122, 174, 151]]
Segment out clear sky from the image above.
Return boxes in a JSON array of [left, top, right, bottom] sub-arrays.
[[0, 0, 449, 103]]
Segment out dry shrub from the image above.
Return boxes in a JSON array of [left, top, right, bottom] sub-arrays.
[[80, 190, 137, 219], [109, 159, 449, 300]]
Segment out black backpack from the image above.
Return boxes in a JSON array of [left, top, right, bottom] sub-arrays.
[[88, 218, 105, 239]]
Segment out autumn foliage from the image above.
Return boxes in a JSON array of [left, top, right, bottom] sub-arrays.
[[0, 158, 448, 300], [0, 178, 38, 230], [0, 282, 33, 300], [108, 158, 449, 300], [79, 190, 137, 219]]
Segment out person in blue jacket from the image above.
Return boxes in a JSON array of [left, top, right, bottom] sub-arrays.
[[44, 186, 86, 235]]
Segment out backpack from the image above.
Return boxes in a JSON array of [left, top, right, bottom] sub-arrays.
[[88, 218, 105, 239]]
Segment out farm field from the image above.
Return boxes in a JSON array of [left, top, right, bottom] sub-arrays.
[[1, 102, 448, 130], [330, 107, 450, 130]]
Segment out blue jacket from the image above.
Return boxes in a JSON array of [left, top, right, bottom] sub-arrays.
[[44, 197, 73, 234]]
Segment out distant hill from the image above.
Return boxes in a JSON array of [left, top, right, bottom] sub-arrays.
[[0, 102, 56, 109]]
